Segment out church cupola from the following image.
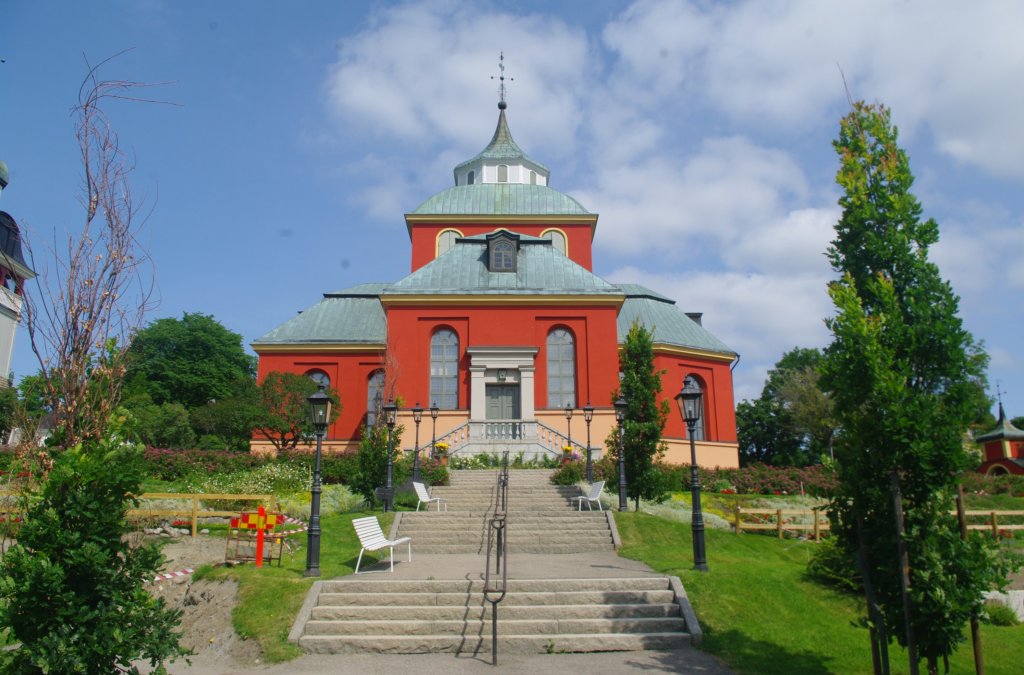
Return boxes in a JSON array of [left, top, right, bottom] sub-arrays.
[[452, 55, 550, 188]]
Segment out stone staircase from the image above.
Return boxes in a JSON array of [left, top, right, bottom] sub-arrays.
[[289, 468, 701, 655], [297, 576, 694, 655], [395, 469, 615, 554]]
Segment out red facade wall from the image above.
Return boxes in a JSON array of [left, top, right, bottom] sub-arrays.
[[382, 302, 621, 411], [656, 353, 737, 443], [256, 350, 384, 441], [408, 221, 595, 272]]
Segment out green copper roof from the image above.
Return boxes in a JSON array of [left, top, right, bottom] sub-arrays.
[[385, 239, 620, 296], [253, 291, 386, 345], [454, 108, 548, 174], [617, 285, 735, 355], [976, 404, 1024, 442], [413, 184, 590, 216]]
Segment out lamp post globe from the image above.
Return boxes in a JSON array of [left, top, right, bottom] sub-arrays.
[[412, 402, 423, 482], [675, 378, 708, 572], [383, 398, 398, 512], [564, 402, 574, 452], [583, 402, 594, 483], [614, 396, 628, 511], [429, 401, 439, 459], [304, 385, 332, 577]]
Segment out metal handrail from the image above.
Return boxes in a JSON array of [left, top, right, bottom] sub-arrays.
[[482, 451, 509, 665]]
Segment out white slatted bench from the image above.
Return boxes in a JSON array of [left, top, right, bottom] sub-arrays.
[[352, 516, 412, 573], [574, 480, 606, 511]]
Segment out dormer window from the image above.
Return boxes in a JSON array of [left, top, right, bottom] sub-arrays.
[[467, 170, 475, 185], [487, 232, 519, 272], [530, 170, 537, 185], [497, 164, 508, 183]]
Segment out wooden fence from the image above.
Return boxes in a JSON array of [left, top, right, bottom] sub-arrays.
[[735, 507, 1024, 541], [128, 493, 279, 537], [735, 507, 830, 541]]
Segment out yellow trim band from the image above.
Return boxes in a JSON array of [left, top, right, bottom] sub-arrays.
[[252, 343, 386, 354], [380, 294, 624, 307]]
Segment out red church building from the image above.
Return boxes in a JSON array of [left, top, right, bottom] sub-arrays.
[[976, 403, 1024, 475], [252, 101, 739, 468]]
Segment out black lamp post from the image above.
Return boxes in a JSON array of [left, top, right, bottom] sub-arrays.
[[304, 385, 332, 577], [383, 398, 398, 512], [412, 402, 423, 482], [564, 402, 574, 453], [676, 378, 708, 572], [583, 402, 594, 483], [430, 401, 439, 459], [615, 396, 628, 511]]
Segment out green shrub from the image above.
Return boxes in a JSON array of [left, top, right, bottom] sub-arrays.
[[276, 484, 365, 519], [551, 461, 584, 485], [806, 536, 861, 593], [982, 600, 1020, 626], [317, 450, 360, 485], [185, 461, 308, 496], [0, 434, 187, 672]]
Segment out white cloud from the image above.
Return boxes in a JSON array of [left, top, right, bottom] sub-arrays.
[[323, 2, 589, 158], [601, 0, 1024, 179], [606, 266, 833, 403]]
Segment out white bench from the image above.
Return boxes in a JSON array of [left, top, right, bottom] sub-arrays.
[[574, 480, 605, 511], [413, 481, 447, 512], [352, 516, 412, 573]]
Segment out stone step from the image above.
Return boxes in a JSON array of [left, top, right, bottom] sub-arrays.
[[311, 602, 681, 622], [404, 531, 612, 544], [319, 577, 669, 594], [303, 616, 687, 637], [317, 589, 676, 607], [413, 543, 613, 554], [398, 522, 610, 534], [298, 631, 690, 655]]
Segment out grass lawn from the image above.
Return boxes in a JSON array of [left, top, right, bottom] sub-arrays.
[[193, 511, 393, 662], [616, 512, 1024, 675]]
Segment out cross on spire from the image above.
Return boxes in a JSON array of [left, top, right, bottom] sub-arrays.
[[491, 52, 513, 110]]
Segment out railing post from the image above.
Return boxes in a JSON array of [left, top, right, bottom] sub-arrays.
[[813, 509, 820, 542], [991, 512, 998, 538], [777, 509, 783, 539], [735, 507, 742, 535], [191, 495, 199, 537]]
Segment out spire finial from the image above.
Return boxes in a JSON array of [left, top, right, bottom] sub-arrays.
[[491, 52, 512, 110], [996, 381, 1006, 420]]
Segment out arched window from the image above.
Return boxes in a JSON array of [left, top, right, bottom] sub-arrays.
[[436, 229, 461, 256], [684, 375, 706, 441], [366, 370, 385, 427], [430, 328, 459, 409], [467, 170, 475, 185], [530, 170, 537, 185], [491, 240, 515, 271], [497, 164, 508, 183], [306, 369, 330, 389], [547, 328, 576, 408], [542, 230, 567, 255]]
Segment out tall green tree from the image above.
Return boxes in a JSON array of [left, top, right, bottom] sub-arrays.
[[821, 102, 1010, 674], [736, 347, 831, 466], [124, 313, 256, 410], [614, 323, 670, 511]]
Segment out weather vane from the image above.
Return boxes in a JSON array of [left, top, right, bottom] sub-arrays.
[[491, 52, 512, 109]]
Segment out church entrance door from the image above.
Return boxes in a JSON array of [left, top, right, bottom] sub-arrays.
[[486, 384, 521, 419]]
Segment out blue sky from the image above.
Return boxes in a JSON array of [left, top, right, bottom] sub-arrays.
[[2, 0, 1022, 418]]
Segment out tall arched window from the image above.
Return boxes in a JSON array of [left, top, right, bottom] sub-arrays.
[[306, 369, 330, 388], [497, 164, 508, 182], [366, 370, 385, 427], [436, 229, 461, 256], [467, 170, 475, 185], [430, 328, 459, 409], [684, 375, 706, 441], [542, 230, 567, 255], [547, 328, 576, 408], [530, 170, 537, 185]]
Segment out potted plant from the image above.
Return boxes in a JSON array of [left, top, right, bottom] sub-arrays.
[[434, 441, 450, 466], [561, 444, 574, 465]]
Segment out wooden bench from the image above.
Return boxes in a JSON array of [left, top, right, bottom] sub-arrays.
[[353, 516, 411, 573]]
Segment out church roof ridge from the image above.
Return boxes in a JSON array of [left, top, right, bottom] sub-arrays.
[[976, 402, 1024, 442], [412, 183, 589, 216]]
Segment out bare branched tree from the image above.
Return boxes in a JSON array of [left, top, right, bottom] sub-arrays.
[[22, 53, 163, 447]]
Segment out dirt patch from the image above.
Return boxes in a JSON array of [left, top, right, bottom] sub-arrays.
[[147, 535, 264, 670]]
